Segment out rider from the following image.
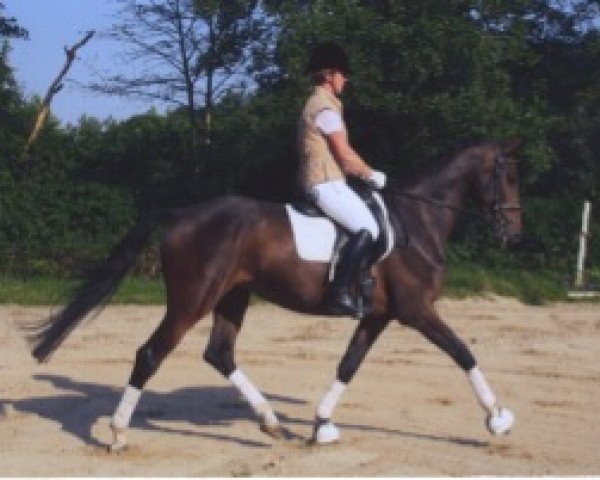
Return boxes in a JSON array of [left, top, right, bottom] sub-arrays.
[[298, 41, 387, 316]]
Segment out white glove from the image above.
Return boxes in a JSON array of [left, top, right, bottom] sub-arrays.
[[367, 170, 387, 189]]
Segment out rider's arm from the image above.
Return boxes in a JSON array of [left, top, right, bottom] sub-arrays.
[[315, 109, 373, 179], [325, 130, 373, 180]]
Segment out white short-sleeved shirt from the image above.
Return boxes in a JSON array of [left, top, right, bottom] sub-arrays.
[[315, 108, 343, 135]]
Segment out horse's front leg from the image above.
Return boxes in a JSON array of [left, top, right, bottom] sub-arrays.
[[312, 315, 389, 444], [405, 306, 514, 435]]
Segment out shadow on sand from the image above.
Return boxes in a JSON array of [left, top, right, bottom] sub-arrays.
[[1, 373, 488, 450]]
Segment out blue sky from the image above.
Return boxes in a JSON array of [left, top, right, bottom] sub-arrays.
[[5, 0, 167, 125]]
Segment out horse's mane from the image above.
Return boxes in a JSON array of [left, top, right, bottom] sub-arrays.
[[385, 137, 498, 193]]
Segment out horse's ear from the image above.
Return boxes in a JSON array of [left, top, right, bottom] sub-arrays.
[[501, 138, 522, 156]]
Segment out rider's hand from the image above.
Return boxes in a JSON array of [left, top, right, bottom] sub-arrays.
[[367, 170, 387, 189]]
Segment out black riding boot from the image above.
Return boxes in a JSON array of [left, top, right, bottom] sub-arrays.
[[323, 229, 374, 317]]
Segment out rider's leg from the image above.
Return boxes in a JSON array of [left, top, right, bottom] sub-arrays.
[[311, 180, 379, 316], [323, 229, 374, 315]]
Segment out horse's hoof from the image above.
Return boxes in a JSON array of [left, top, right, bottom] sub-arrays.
[[486, 406, 514, 435], [0, 402, 17, 419], [108, 441, 129, 453], [260, 421, 286, 439], [109, 424, 129, 453], [310, 421, 340, 444]]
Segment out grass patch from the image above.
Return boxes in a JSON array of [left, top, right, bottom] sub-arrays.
[[111, 277, 166, 304], [443, 265, 568, 305], [0, 276, 75, 305], [0, 276, 165, 305]]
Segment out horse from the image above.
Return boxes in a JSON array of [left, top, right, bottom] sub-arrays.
[[23, 138, 522, 450]]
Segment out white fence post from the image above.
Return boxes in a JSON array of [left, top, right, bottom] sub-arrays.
[[574, 200, 591, 288]]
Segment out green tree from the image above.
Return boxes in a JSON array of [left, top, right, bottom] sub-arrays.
[[0, 1, 28, 39], [91, 0, 264, 168], [0, 1, 28, 158], [2, 0, 600, 278], [260, 1, 547, 176]]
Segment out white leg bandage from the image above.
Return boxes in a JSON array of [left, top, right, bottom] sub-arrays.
[[468, 366, 497, 413], [112, 385, 142, 429], [229, 369, 278, 425], [317, 379, 347, 420]]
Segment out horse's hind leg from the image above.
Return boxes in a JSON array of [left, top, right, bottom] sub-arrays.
[[406, 305, 514, 435], [109, 311, 198, 450], [203, 287, 284, 439], [109, 277, 222, 451]]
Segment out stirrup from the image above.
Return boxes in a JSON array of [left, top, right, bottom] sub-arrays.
[[323, 287, 358, 317], [358, 275, 375, 315]]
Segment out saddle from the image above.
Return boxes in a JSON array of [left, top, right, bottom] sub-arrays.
[[286, 180, 404, 276]]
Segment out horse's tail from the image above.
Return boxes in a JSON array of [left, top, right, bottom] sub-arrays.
[[23, 209, 173, 363]]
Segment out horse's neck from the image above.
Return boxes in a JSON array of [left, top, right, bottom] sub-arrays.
[[419, 151, 475, 208], [408, 152, 477, 258]]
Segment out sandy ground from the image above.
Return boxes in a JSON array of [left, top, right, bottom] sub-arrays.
[[0, 297, 599, 477]]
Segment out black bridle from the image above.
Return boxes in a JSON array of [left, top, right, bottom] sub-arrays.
[[386, 153, 522, 244]]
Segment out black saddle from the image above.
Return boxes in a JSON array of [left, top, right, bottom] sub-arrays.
[[291, 179, 407, 260]]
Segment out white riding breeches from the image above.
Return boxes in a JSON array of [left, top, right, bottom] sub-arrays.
[[311, 180, 379, 239]]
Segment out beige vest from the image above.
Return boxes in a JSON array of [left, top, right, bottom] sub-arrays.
[[297, 86, 347, 188]]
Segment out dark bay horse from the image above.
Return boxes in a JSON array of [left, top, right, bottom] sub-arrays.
[[24, 139, 522, 449]]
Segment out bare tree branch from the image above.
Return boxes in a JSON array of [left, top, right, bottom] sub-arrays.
[[21, 30, 95, 159], [87, 0, 264, 154]]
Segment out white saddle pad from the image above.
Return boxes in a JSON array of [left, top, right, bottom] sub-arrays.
[[285, 205, 337, 262], [285, 192, 395, 263]]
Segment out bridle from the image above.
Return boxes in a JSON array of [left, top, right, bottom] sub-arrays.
[[385, 152, 522, 244]]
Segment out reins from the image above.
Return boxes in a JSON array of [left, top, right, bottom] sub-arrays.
[[385, 187, 462, 212], [384, 154, 522, 226], [383, 183, 488, 224]]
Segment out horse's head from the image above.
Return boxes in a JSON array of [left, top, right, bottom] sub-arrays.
[[474, 139, 523, 248]]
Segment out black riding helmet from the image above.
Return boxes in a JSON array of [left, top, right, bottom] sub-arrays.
[[305, 41, 351, 75]]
